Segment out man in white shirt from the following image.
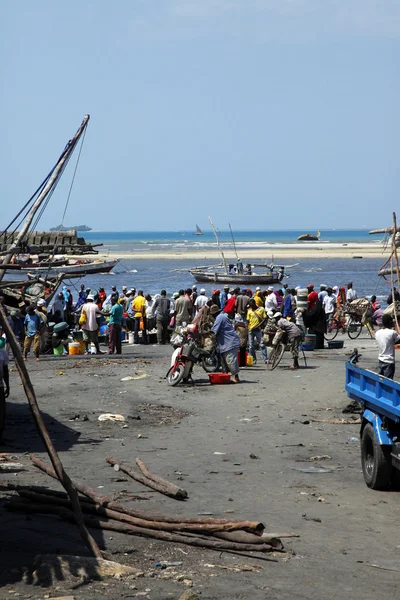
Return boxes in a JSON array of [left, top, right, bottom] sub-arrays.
[[194, 289, 208, 311], [346, 282, 357, 302], [80, 295, 104, 354], [265, 287, 278, 312], [323, 288, 336, 316], [375, 314, 400, 379], [318, 284, 328, 303]]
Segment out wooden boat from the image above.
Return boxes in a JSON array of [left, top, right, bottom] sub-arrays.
[[0, 115, 91, 304], [193, 224, 203, 236], [298, 230, 320, 241], [188, 218, 288, 285], [19, 257, 119, 277], [189, 265, 285, 285], [0, 274, 65, 311]]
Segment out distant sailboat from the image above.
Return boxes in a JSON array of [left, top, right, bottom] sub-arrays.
[[194, 224, 203, 236]]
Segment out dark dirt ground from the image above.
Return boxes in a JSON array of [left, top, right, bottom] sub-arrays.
[[1, 334, 400, 600]]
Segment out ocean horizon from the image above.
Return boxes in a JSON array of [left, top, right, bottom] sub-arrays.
[[84, 229, 382, 254]]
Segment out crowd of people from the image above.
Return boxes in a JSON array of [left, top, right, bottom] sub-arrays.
[[1, 280, 399, 381]]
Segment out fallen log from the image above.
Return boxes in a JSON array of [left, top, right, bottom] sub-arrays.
[[14, 489, 261, 535], [135, 457, 188, 499], [30, 457, 265, 531], [106, 456, 187, 500], [6, 501, 281, 553]]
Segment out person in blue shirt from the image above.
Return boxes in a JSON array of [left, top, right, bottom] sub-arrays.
[[219, 285, 230, 310], [23, 305, 43, 361], [211, 308, 241, 383], [107, 296, 123, 354], [283, 290, 294, 320]]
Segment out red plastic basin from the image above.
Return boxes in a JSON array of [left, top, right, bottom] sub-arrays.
[[208, 373, 231, 384]]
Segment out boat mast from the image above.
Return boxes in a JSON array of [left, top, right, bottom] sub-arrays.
[[209, 216, 228, 273], [229, 223, 239, 261], [0, 115, 90, 282], [370, 212, 400, 331]]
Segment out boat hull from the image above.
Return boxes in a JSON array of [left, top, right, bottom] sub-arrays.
[[20, 259, 119, 278], [298, 234, 319, 241], [190, 271, 283, 285]]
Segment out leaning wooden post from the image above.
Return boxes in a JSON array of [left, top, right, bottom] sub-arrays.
[[0, 303, 102, 558], [392, 212, 400, 332]]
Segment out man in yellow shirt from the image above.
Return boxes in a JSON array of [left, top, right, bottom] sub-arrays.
[[132, 290, 148, 344], [247, 299, 267, 364]]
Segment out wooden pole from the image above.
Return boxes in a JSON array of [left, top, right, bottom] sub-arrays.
[[30, 456, 264, 530], [106, 456, 187, 500], [6, 501, 280, 553], [135, 457, 188, 499], [0, 304, 102, 558], [392, 212, 400, 332]]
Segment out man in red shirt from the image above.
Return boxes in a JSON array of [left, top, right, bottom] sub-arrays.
[[307, 284, 318, 310], [223, 288, 238, 319]]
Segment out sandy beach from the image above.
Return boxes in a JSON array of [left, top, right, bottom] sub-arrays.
[[1, 334, 400, 599], [90, 242, 389, 261]]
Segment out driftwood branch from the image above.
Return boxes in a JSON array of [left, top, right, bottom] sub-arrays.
[[6, 500, 281, 553], [13, 489, 261, 535], [0, 305, 102, 558], [30, 457, 264, 530], [106, 456, 188, 500]]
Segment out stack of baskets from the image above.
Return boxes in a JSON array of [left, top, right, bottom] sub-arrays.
[[296, 288, 308, 310]]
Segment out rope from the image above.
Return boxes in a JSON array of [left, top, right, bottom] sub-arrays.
[[61, 126, 87, 226]]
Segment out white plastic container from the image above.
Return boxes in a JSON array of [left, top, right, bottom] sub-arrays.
[[128, 332, 134, 344]]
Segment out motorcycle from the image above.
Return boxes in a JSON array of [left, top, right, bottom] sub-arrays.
[[166, 324, 220, 386]]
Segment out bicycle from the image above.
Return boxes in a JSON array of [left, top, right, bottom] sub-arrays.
[[266, 330, 307, 371], [324, 312, 374, 342]]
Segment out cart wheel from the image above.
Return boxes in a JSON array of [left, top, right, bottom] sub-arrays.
[[361, 423, 391, 490], [266, 342, 285, 371]]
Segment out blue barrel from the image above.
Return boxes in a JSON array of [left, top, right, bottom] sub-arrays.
[[301, 333, 316, 351]]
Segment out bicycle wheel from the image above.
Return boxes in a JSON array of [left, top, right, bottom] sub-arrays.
[[347, 318, 362, 340], [266, 343, 285, 371], [324, 317, 339, 341]]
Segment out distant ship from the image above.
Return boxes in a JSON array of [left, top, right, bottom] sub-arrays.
[[298, 230, 320, 241], [193, 224, 203, 236]]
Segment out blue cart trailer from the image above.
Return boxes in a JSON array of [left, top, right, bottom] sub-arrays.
[[345, 356, 400, 490]]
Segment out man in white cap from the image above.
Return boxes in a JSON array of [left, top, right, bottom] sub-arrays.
[[80, 295, 104, 355], [265, 287, 278, 312], [271, 312, 302, 370], [194, 289, 208, 312]]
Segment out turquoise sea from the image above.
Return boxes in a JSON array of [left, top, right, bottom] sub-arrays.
[[84, 229, 379, 254]]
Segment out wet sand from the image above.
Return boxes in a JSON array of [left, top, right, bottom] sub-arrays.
[[1, 333, 399, 599], [86, 242, 388, 261]]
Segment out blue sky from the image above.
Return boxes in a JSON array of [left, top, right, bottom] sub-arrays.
[[1, 1, 399, 231]]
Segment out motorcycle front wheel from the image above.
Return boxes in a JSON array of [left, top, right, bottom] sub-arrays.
[[202, 354, 220, 373], [166, 364, 185, 386]]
